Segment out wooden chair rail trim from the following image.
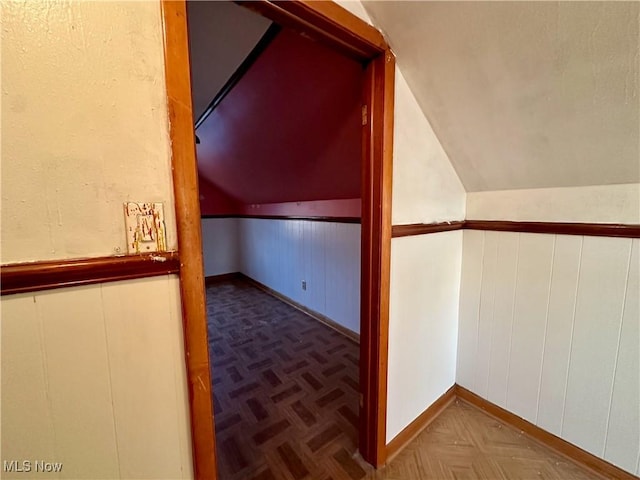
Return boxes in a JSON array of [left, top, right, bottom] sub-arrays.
[[464, 220, 640, 237], [391, 220, 640, 238], [455, 385, 638, 480], [201, 214, 361, 224], [391, 221, 464, 237], [0, 252, 180, 296]]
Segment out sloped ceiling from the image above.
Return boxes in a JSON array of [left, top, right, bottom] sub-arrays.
[[363, 1, 640, 192], [195, 27, 363, 205], [187, 1, 271, 121]]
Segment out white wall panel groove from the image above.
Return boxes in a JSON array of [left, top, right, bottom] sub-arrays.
[[388, 231, 463, 442], [458, 231, 639, 475], [238, 218, 361, 334], [1, 277, 193, 480]]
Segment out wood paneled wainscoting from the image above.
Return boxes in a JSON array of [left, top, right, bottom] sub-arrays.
[[387, 219, 639, 479]]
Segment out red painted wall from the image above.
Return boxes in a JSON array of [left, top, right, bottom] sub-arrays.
[[198, 176, 242, 215], [239, 199, 360, 218], [196, 27, 364, 217]]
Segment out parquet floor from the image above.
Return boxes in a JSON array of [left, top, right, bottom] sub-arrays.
[[373, 401, 600, 480], [206, 278, 367, 480], [206, 277, 600, 480]]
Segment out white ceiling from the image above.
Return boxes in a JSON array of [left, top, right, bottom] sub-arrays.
[[187, 1, 271, 122], [363, 1, 640, 192]]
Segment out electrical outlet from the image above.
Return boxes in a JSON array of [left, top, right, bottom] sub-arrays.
[[302, 280, 307, 291]]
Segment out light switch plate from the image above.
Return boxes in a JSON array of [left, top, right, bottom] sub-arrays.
[[123, 202, 167, 254]]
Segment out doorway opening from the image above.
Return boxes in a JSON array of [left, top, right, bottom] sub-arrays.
[[188, 2, 365, 477], [161, 2, 395, 478]]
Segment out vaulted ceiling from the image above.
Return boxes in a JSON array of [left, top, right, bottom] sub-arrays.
[[187, 2, 363, 206], [188, 0, 639, 202], [362, 1, 640, 192], [187, 1, 271, 122]]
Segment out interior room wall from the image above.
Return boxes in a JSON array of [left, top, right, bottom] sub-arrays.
[[1, 2, 192, 478], [385, 68, 466, 443], [201, 218, 240, 277], [458, 231, 639, 475], [467, 183, 640, 224], [238, 218, 361, 334], [336, 0, 468, 444], [1, 1, 177, 263]]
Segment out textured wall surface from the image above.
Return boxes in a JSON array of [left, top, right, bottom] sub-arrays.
[[467, 184, 640, 224], [458, 231, 639, 475], [1, 1, 177, 263], [1, 2, 193, 478], [392, 69, 466, 225], [364, 1, 640, 192]]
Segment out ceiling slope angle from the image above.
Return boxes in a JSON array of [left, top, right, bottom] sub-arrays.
[[363, 1, 640, 192], [187, 1, 272, 122], [194, 27, 364, 205]]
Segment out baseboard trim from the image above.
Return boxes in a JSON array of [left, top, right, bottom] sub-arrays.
[[385, 385, 457, 462], [455, 385, 638, 480], [204, 272, 242, 285], [235, 273, 360, 344]]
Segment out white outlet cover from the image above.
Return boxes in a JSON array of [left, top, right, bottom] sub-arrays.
[[123, 202, 167, 254]]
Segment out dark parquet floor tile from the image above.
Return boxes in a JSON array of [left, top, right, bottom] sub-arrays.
[[206, 278, 368, 480]]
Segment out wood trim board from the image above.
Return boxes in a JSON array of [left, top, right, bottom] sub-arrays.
[[455, 385, 638, 480], [163, 0, 394, 476], [229, 273, 361, 344], [160, 2, 218, 479], [391, 221, 464, 238], [391, 220, 640, 238], [239, 0, 386, 62], [385, 385, 457, 462], [0, 252, 180, 296], [464, 220, 640, 238], [384, 385, 637, 479], [201, 214, 361, 224]]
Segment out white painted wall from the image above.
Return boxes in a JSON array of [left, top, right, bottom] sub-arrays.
[[467, 184, 640, 224], [238, 218, 361, 334], [337, 0, 467, 444], [387, 231, 463, 442], [1, 2, 193, 478], [385, 64, 466, 444], [1, 276, 193, 480], [1, 0, 177, 263], [457, 230, 639, 475], [392, 69, 466, 225], [201, 218, 240, 277]]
